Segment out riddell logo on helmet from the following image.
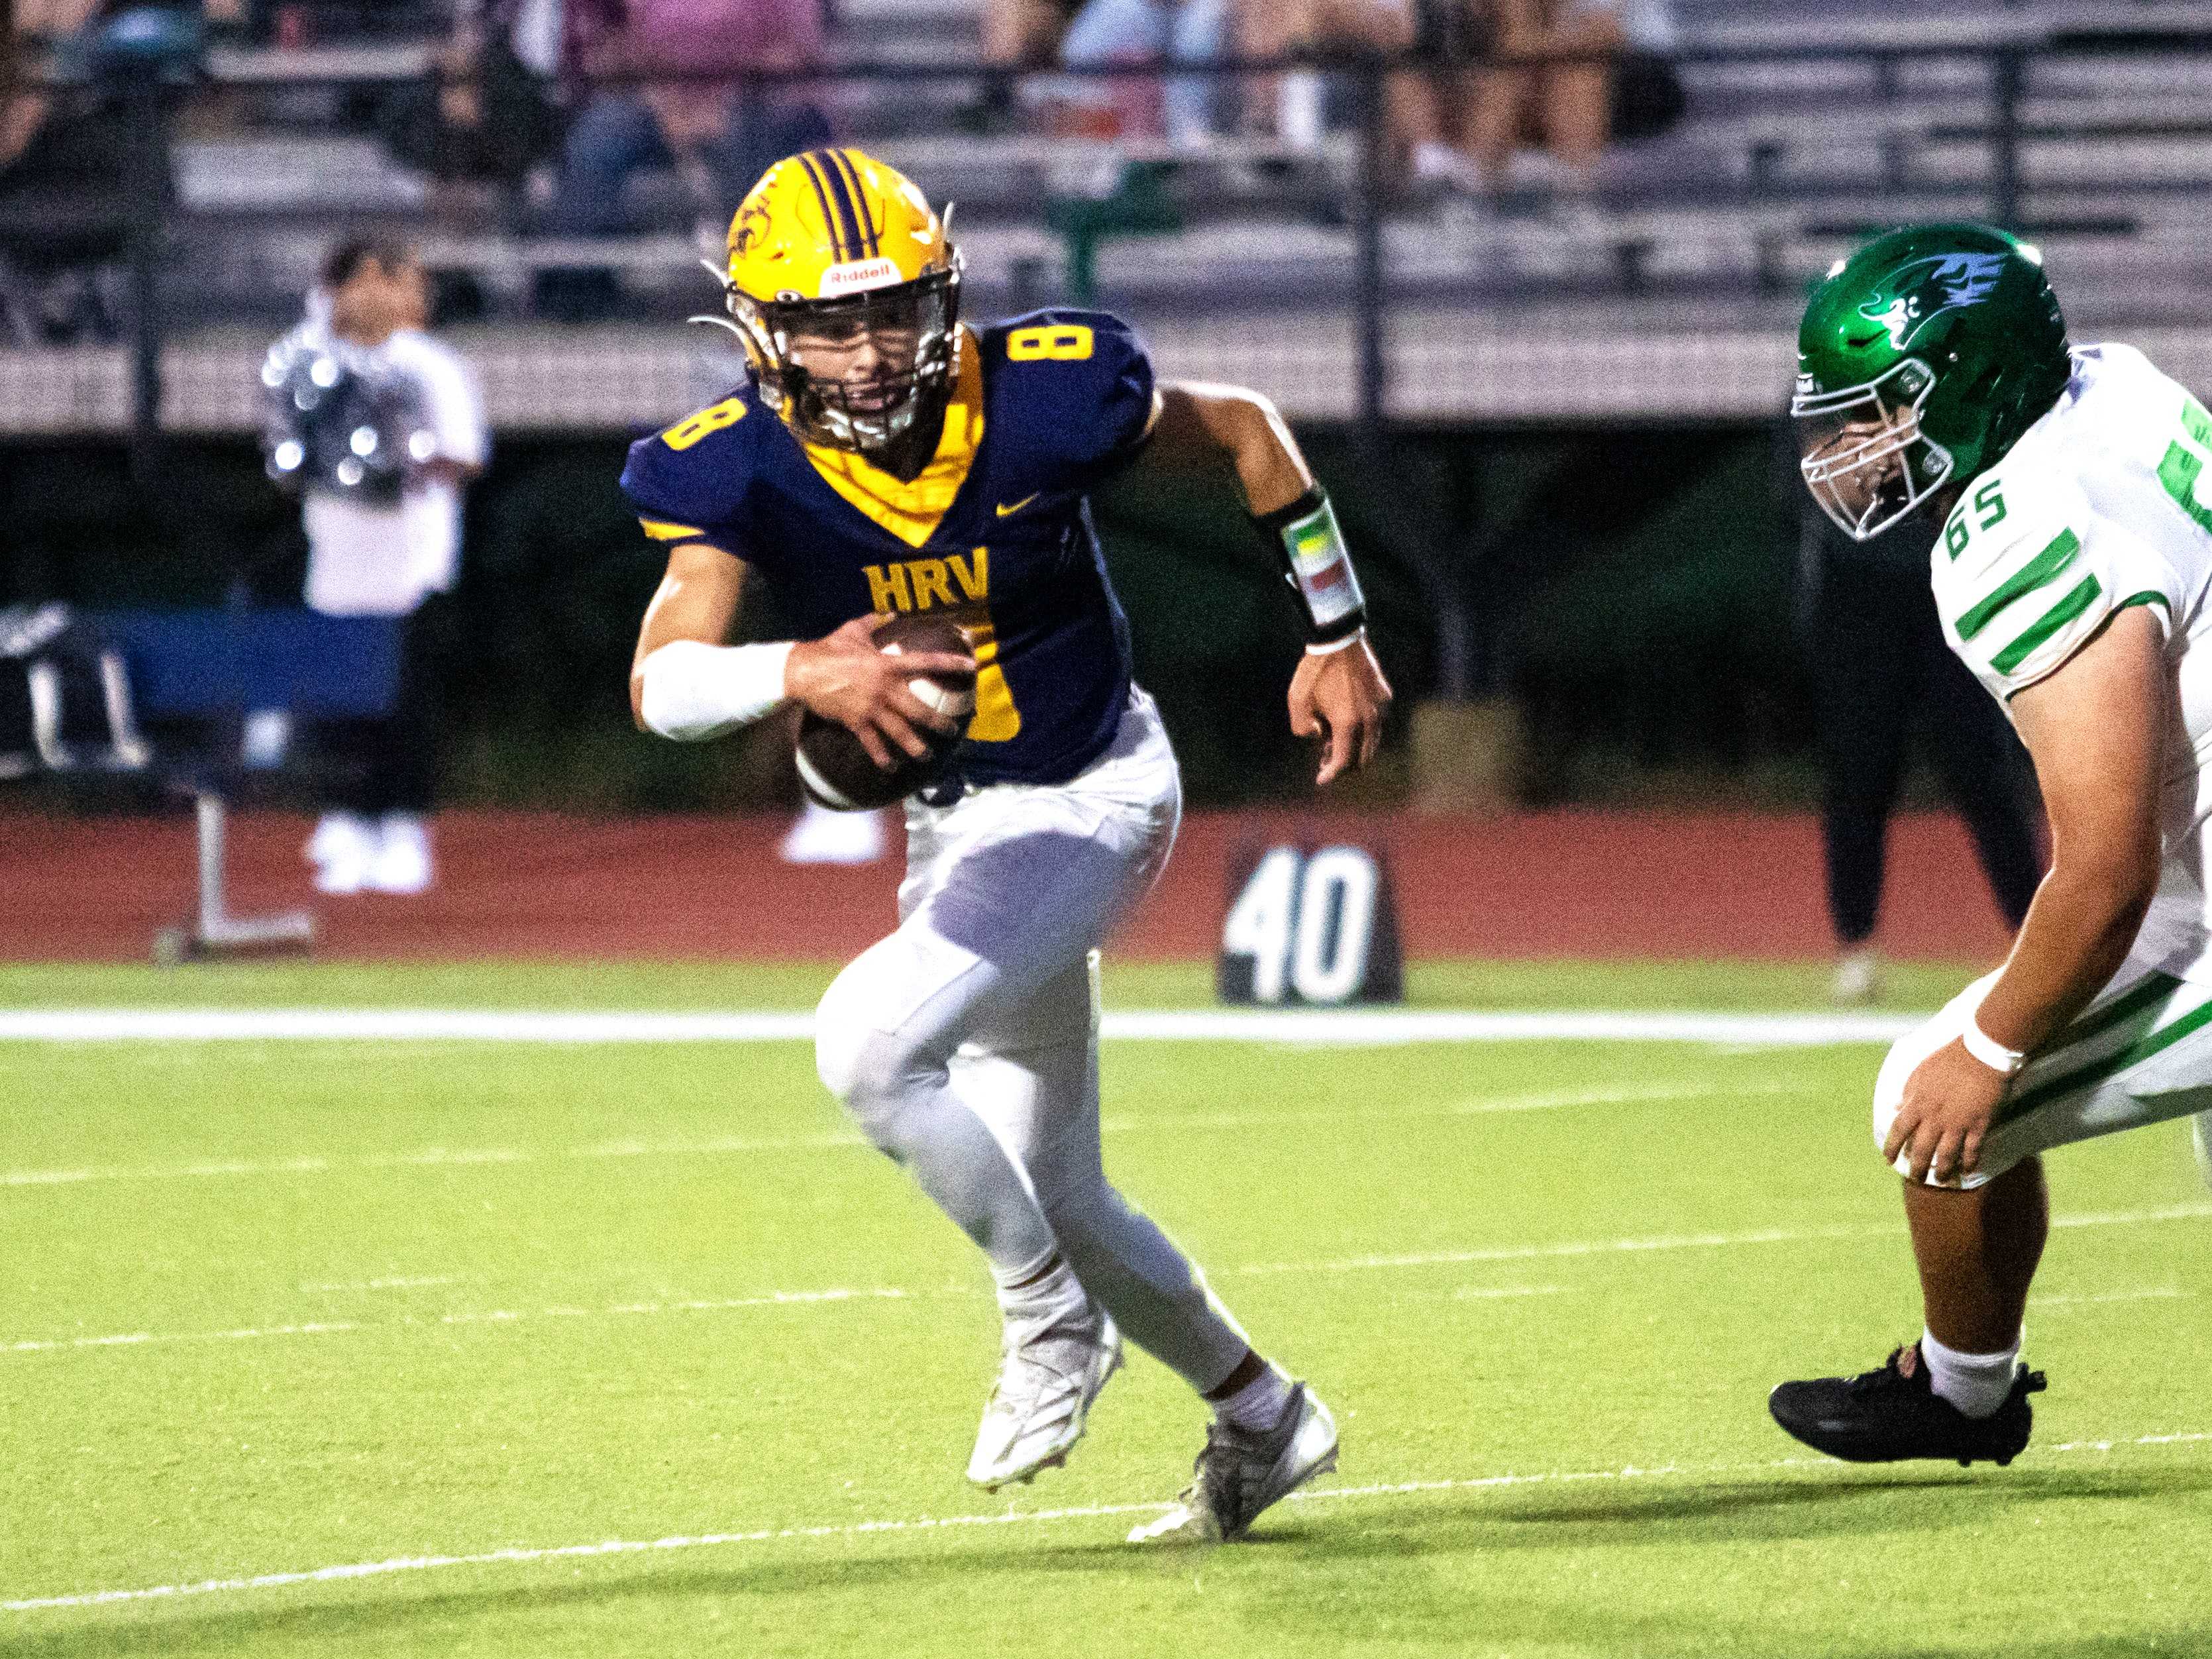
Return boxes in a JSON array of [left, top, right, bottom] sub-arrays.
[[817, 259, 905, 298]]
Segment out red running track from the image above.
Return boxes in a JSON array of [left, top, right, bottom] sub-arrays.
[[0, 806, 2019, 964]]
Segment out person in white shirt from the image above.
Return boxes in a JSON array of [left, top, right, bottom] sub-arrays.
[[288, 236, 487, 895]]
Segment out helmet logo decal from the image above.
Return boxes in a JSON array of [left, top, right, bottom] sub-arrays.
[[1861, 252, 2008, 348], [730, 201, 774, 257]]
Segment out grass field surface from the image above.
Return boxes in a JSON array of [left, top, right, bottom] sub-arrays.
[[6, 958, 2210, 1657]]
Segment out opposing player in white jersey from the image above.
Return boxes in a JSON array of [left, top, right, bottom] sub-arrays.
[[1769, 223, 2212, 1465], [623, 152, 1392, 1538]]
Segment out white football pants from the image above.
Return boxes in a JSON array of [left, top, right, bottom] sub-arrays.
[[1875, 950, 2212, 1189], [815, 690, 1253, 1392]]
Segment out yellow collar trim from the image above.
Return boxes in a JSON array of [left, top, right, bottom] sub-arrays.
[[802, 329, 984, 550]]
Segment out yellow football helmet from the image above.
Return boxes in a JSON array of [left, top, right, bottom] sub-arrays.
[[709, 148, 963, 461]]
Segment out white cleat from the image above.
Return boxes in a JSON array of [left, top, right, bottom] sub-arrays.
[[1831, 947, 1881, 1006], [779, 800, 888, 866], [305, 812, 371, 868], [365, 814, 434, 895], [307, 812, 374, 894], [1127, 1383, 1339, 1544], [966, 1304, 1121, 1491]]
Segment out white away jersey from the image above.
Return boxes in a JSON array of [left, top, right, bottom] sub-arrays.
[[1933, 342, 2212, 978]]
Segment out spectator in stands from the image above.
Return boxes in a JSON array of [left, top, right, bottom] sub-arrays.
[[1056, 0, 1229, 146], [0, 0, 131, 342], [1413, 0, 1680, 209], [959, 0, 1082, 133], [536, 0, 831, 320], [1237, 0, 1416, 154], [1793, 466, 2043, 1005], [288, 235, 487, 895], [990, 0, 1419, 159], [376, 2, 561, 217]]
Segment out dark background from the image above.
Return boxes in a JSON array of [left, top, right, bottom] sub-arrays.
[[0, 418, 1813, 809]]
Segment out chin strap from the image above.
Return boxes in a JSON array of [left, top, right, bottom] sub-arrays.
[[1253, 486, 1367, 648]]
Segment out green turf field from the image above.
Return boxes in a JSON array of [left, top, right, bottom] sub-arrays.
[[5, 959, 2210, 1658]]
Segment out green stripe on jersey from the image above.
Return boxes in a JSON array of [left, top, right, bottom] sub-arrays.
[[2001, 981, 2212, 1126], [2049, 970, 2183, 1054], [1957, 529, 2081, 641], [1991, 572, 2104, 675]]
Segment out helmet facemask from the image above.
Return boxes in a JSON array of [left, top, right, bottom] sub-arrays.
[[1794, 356, 1954, 541], [722, 262, 963, 470]]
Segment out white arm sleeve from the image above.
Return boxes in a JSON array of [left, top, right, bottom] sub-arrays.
[[638, 640, 794, 742]]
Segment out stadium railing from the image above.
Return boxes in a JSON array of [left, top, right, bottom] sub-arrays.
[[11, 5, 2212, 468]]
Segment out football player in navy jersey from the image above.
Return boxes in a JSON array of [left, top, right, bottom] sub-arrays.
[[624, 148, 1390, 1543]]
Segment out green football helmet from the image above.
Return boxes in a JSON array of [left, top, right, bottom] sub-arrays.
[[1794, 223, 2072, 541]]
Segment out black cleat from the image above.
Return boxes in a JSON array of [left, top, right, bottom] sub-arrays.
[[1769, 1342, 2046, 1467]]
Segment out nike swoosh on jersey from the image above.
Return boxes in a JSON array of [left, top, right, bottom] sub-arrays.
[[996, 494, 1040, 518]]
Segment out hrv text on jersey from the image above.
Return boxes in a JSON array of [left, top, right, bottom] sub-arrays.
[[620, 309, 1154, 788]]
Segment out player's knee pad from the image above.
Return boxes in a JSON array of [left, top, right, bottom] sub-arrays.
[[814, 956, 901, 1112], [1870, 1037, 1913, 1160], [814, 939, 961, 1137]]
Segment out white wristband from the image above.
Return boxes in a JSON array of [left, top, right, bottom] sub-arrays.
[[638, 639, 793, 741], [1961, 1016, 2027, 1078], [1304, 627, 1367, 658]]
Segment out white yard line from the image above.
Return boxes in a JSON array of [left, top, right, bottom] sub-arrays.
[[1, 1083, 1808, 1192], [7, 1430, 2205, 1617], [5, 1289, 920, 1356], [2030, 1287, 2190, 1309], [299, 1275, 468, 1293], [13, 1203, 2209, 1360], [0, 1006, 1927, 1047], [1239, 1201, 2212, 1276]]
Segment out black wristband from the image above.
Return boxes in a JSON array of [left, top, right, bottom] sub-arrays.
[[1253, 486, 1367, 644]]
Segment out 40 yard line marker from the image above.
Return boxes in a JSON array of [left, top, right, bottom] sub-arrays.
[[7, 1432, 2207, 1617], [0, 1007, 1927, 1047]]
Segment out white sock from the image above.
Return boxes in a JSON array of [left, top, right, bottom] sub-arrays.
[[994, 1252, 1084, 1322], [1214, 1364, 1294, 1431], [1921, 1328, 2021, 1420]]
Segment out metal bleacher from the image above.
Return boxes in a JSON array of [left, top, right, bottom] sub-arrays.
[[15, 0, 2212, 431]]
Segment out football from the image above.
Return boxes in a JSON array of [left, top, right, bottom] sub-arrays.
[[795, 614, 976, 811]]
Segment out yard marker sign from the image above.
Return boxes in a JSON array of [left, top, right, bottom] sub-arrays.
[[1217, 839, 1402, 1006]]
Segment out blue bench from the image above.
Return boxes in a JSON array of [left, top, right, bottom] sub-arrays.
[[94, 608, 403, 961]]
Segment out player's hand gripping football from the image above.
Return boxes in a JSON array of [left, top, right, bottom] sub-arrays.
[[1886, 1038, 2011, 1186], [1290, 635, 1393, 786], [786, 614, 976, 771]]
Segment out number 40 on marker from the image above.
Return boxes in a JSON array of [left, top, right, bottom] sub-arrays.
[[1216, 841, 1404, 1007]]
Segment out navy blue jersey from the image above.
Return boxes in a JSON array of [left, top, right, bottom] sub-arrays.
[[622, 310, 1155, 788]]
